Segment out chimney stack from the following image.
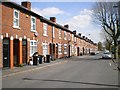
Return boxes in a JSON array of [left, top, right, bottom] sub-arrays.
[[82, 36, 85, 39], [50, 17, 56, 23], [64, 24, 69, 29], [73, 30, 76, 34], [78, 33, 81, 37], [21, 1, 31, 10]]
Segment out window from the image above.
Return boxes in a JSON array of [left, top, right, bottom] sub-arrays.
[[68, 33, 71, 40], [43, 23, 47, 36], [42, 43, 48, 57], [75, 37, 77, 42], [64, 31, 67, 40], [64, 44, 67, 54], [72, 34, 74, 41], [59, 29, 62, 39], [52, 26, 55, 38], [13, 9, 19, 28], [58, 44, 62, 54], [30, 40, 37, 56], [31, 16, 36, 32]]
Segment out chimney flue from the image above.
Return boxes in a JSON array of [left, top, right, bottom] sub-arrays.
[[21, 1, 31, 10]]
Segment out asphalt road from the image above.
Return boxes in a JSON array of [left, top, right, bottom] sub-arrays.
[[2, 53, 119, 88]]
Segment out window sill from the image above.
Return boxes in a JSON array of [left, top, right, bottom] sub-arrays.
[[43, 34, 48, 37], [64, 52, 67, 54], [64, 38, 67, 40], [31, 30, 37, 33], [13, 26, 21, 30], [59, 53, 62, 55], [59, 37, 62, 39]]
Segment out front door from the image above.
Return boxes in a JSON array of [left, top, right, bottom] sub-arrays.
[[22, 40, 27, 65], [56, 44, 58, 58], [68, 45, 70, 57], [77, 47, 80, 56], [14, 39, 19, 66], [3, 38, 10, 68]]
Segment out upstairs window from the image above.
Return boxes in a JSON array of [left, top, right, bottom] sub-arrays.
[[13, 9, 19, 28], [43, 23, 48, 36], [72, 34, 74, 41], [59, 29, 62, 39], [68, 33, 71, 40], [75, 37, 77, 42], [64, 31, 66, 40], [31, 16, 36, 32]]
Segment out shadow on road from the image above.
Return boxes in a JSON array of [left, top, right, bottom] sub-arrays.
[[22, 78, 120, 87]]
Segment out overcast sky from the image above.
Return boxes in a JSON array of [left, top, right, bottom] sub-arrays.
[[10, 0, 107, 43]]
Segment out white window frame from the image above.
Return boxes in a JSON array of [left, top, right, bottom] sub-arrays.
[[75, 37, 77, 42], [31, 16, 36, 32], [43, 23, 48, 36], [58, 44, 62, 54], [30, 40, 37, 56], [68, 33, 71, 40], [59, 29, 62, 39], [64, 31, 67, 40], [72, 44, 74, 53], [13, 9, 20, 28], [52, 26, 55, 38], [72, 34, 74, 41], [64, 44, 67, 54]]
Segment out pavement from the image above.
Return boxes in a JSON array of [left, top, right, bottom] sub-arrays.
[[2, 57, 71, 78]]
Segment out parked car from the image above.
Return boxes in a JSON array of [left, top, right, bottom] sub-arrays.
[[102, 52, 112, 59], [90, 52, 96, 55]]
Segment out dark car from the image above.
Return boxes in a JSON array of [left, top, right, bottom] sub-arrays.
[[90, 52, 95, 55]]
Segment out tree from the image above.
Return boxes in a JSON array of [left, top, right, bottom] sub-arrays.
[[98, 42, 103, 51], [93, 2, 120, 59]]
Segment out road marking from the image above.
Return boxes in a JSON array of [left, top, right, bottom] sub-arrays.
[[2, 61, 68, 78], [109, 63, 111, 66]]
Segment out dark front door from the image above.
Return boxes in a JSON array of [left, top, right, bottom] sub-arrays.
[[56, 44, 58, 58], [68, 45, 70, 57], [83, 47, 85, 55], [22, 40, 27, 65], [14, 39, 19, 66], [77, 47, 80, 56], [3, 38, 10, 68]]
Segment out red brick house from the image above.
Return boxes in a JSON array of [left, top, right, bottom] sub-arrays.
[[0, 1, 97, 69]]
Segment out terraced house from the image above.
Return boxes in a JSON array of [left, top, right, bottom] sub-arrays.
[[0, 1, 97, 69]]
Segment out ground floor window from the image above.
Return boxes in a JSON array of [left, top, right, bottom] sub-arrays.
[[58, 44, 62, 54], [43, 43, 48, 57], [30, 40, 37, 56], [64, 44, 67, 54]]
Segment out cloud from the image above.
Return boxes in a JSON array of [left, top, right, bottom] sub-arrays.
[[64, 9, 93, 29], [60, 9, 104, 43], [32, 7, 65, 17]]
